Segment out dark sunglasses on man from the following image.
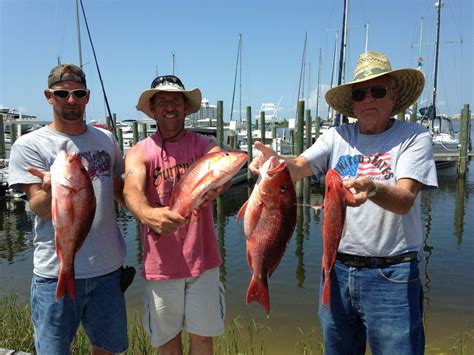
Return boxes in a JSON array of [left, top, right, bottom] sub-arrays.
[[351, 85, 394, 102], [48, 89, 89, 100], [150, 75, 185, 90]]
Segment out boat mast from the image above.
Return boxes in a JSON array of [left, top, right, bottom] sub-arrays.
[[431, 1, 443, 121], [315, 48, 322, 120], [75, 0, 83, 67], [334, 0, 349, 125]]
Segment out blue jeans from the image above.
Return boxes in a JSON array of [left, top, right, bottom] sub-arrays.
[[319, 260, 425, 355], [31, 269, 128, 355]]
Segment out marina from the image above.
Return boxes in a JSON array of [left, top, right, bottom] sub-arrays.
[[1, 137, 473, 352]]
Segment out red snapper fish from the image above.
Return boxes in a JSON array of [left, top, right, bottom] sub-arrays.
[[316, 169, 355, 311], [50, 150, 96, 301], [169, 151, 248, 218], [237, 156, 296, 315]]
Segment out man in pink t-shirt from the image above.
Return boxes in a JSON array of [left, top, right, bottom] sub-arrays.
[[124, 75, 227, 354]]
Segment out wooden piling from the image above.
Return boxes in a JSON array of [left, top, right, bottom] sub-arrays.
[[10, 123, 17, 146], [314, 115, 321, 141], [0, 114, 5, 159], [260, 111, 265, 146], [132, 121, 139, 145], [140, 122, 147, 140], [295, 101, 304, 156], [117, 128, 124, 153], [458, 104, 470, 177], [246, 106, 253, 182], [305, 109, 312, 149], [216, 101, 224, 148]]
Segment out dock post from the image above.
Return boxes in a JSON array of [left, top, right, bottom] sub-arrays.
[[314, 115, 321, 142], [296, 101, 304, 156], [10, 123, 18, 146], [458, 104, 470, 177], [216, 101, 224, 148], [132, 121, 139, 145], [296, 101, 305, 199], [140, 122, 147, 139], [305, 109, 312, 149], [246, 106, 253, 182], [260, 111, 265, 148], [117, 127, 124, 154], [0, 114, 5, 159]]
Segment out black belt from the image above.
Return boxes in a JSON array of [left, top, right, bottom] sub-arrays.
[[336, 252, 418, 268]]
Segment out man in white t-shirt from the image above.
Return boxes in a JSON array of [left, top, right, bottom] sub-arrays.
[[249, 51, 438, 354]]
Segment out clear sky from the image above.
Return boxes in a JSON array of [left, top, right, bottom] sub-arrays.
[[1, 0, 472, 123]]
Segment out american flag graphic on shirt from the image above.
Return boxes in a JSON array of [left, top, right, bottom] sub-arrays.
[[334, 153, 394, 181]]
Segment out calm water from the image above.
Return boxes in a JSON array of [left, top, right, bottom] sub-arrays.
[[1, 123, 473, 353]]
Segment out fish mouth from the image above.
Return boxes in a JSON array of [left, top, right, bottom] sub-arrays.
[[266, 160, 285, 177]]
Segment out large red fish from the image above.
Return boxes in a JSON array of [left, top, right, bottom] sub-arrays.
[[50, 150, 96, 301], [317, 169, 355, 311], [169, 151, 248, 218], [237, 157, 296, 315]]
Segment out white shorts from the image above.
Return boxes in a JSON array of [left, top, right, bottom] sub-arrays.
[[143, 267, 225, 347]]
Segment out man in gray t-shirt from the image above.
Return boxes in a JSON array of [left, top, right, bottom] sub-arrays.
[[8, 63, 128, 354], [249, 51, 437, 354]]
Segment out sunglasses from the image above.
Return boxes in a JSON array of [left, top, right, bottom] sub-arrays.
[[48, 89, 89, 100], [150, 75, 185, 90], [351, 86, 393, 102]]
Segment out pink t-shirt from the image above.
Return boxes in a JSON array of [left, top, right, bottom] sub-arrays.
[[137, 130, 222, 280]]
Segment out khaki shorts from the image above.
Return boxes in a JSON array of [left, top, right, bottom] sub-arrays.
[[143, 267, 225, 347]]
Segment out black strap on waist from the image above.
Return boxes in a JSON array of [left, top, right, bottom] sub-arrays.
[[336, 252, 418, 268]]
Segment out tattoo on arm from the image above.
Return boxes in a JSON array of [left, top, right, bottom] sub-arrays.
[[121, 168, 136, 179]]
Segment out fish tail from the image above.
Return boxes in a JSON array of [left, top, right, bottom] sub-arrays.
[[56, 270, 76, 301], [246, 275, 270, 315], [321, 270, 332, 311]]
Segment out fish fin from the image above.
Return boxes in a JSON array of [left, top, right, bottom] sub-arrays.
[[56, 269, 76, 301], [247, 249, 253, 272], [268, 253, 286, 278], [236, 200, 248, 221], [246, 275, 270, 315], [321, 270, 332, 312]]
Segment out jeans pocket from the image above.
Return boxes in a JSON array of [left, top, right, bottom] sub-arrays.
[[378, 261, 419, 284]]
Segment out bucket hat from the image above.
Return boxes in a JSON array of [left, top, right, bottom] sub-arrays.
[[136, 75, 202, 117], [325, 51, 425, 118]]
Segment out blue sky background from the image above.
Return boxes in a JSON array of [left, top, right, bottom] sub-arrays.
[[1, 0, 472, 122]]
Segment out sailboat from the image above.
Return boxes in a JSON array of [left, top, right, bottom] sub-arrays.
[[417, 1, 461, 170]]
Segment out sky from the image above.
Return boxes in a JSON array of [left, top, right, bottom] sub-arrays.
[[1, 0, 472, 123]]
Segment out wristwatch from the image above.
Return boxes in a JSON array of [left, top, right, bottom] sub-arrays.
[[368, 182, 378, 198]]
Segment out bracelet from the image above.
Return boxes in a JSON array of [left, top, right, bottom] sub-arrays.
[[368, 182, 378, 198]]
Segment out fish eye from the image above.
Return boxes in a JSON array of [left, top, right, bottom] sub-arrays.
[[280, 185, 287, 193]]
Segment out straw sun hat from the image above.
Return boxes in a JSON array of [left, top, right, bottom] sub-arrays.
[[136, 75, 202, 118], [325, 51, 425, 118]]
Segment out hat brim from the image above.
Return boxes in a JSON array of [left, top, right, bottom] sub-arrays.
[[325, 68, 425, 118], [136, 86, 202, 118]]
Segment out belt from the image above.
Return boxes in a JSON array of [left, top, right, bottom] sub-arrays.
[[336, 252, 418, 268]]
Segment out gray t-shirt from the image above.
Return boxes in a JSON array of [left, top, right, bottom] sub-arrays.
[[8, 125, 126, 278], [302, 119, 438, 256]]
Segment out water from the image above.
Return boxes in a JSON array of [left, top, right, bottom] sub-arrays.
[[1, 122, 473, 353]]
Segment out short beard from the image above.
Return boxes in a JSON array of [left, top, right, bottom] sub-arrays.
[[61, 108, 84, 121]]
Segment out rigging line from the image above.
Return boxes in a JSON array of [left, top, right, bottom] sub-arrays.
[[79, 0, 117, 139], [230, 34, 241, 122]]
